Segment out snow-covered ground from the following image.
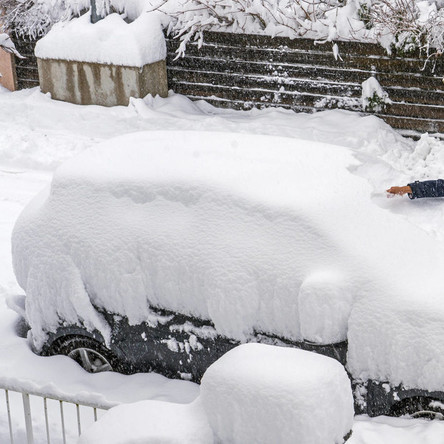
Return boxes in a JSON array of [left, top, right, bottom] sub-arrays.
[[1, 86, 444, 442]]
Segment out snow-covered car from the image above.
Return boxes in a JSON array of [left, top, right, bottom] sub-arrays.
[[11, 131, 444, 418]]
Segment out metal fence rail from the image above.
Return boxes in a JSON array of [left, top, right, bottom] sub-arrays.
[[1, 382, 118, 444]]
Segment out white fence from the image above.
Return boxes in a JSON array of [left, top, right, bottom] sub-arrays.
[[1, 383, 118, 444]]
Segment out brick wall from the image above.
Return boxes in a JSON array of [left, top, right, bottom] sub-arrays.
[[0, 48, 16, 90]]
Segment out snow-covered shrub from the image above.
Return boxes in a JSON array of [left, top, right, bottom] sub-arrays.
[[0, 33, 23, 57], [2, 0, 444, 63], [0, 0, 133, 39], [155, 0, 348, 56], [0, 0, 86, 39], [200, 343, 354, 444], [361, 76, 391, 112], [367, 0, 444, 56], [367, 0, 423, 54]]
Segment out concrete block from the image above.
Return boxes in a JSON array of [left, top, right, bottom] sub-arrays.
[[0, 48, 17, 91], [37, 58, 168, 106]]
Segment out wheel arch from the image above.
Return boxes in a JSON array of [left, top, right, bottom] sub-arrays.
[[41, 326, 128, 369]]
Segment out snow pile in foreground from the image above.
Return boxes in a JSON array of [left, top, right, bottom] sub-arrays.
[[201, 343, 354, 444], [11, 130, 444, 391], [78, 399, 212, 444], [35, 12, 166, 67], [79, 343, 353, 444]]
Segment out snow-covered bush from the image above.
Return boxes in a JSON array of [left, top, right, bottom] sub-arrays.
[[155, 0, 351, 56], [367, 0, 444, 56], [0, 0, 86, 39], [361, 77, 391, 112], [0, 0, 131, 39], [158, 0, 444, 57], [0, 33, 23, 57], [2, 0, 444, 61]]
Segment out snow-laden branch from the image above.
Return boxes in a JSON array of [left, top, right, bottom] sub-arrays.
[[1, 0, 443, 61], [0, 33, 24, 58]]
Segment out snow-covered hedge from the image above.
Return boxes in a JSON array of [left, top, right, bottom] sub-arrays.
[[2, 0, 444, 58]]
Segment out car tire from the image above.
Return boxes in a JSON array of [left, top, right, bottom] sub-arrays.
[[51, 336, 120, 374], [390, 396, 444, 420]]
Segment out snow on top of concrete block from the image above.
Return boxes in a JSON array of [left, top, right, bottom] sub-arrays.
[[35, 12, 166, 67], [200, 343, 354, 444]]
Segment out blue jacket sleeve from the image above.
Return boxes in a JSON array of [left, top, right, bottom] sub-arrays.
[[408, 180, 444, 199]]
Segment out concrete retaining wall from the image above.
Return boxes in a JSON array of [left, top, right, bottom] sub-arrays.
[[38, 58, 168, 106]]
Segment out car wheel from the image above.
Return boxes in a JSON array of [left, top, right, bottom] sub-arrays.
[[52, 336, 118, 374], [390, 396, 444, 420]]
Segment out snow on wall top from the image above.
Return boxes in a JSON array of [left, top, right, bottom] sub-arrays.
[[11, 130, 444, 391], [35, 12, 166, 67]]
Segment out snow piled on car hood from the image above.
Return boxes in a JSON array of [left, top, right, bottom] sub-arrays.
[[11, 130, 444, 392]]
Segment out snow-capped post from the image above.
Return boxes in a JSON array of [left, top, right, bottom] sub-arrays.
[[90, 0, 105, 24]]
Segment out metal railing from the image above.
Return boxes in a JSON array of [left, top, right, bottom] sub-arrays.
[[1, 382, 118, 444]]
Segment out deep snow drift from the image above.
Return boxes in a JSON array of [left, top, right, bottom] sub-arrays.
[[11, 128, 444, 393], [78, 399, 213, 444]]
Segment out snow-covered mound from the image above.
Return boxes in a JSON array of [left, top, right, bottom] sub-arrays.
[[78, 399, 212, 444], [11, 130, 444, 391], [79, 343, 353, 444], [35, 12, 166, 67], [201, 343, 354, 444]]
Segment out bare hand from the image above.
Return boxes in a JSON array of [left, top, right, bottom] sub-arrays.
[[386, 186, 412, 196]]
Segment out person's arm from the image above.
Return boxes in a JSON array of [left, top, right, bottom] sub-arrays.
[[407, 180, 444, 199]]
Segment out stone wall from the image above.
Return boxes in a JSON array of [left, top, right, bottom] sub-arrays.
[[166, 32, 444, 136], [9, 31, 444, 136]]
